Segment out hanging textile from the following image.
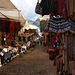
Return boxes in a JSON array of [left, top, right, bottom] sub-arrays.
[[10, 21, 15, 34], [69, 19, 75, 34], [7, 33, 11, 42], [57, 0, 67, 19], [1, 20, 7, 32], [69, 36, 74, 60], [0, 20, 2, 30], [47, 16, 70, 34], [40, 0, 58, 16], [5, 21, 10, 34], [11, 33, 14, 41], [35, 0, 42, 14], [66, 0, 75, 17], [0, 32, 2, 45], [14, 22, 21, 34]]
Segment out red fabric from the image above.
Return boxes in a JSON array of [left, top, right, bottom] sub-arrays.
[[10, 21, 15, 34], [72, 69, 75, 75], [57, 0, 67, 19], [7, 33, 11, 42], [1, 20, 7, 32], [12, 37, 14, 41]]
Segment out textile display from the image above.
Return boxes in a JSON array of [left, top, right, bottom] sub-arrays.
[[69, 61, 75, 74], [35, 0, 42, 14], [0, 32, 2, 45], [10, 21, 15, 34], [5, 21, 10, 34], [69, 19, 75, 34], [11, 33, 14, 41], [38, 0, 67, 18], [69, 36, 74, 60], [66, 0, 75, 17], [1, 20, 7, 32], [14, 22, 21, 34], [7, 33, 11, 42], [47, 16, 70, 33], [0, 20, 2, 30], [57, 0, 67, 19], [40, 0, 58, 16]]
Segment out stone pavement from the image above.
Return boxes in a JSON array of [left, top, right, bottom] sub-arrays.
[[0, 45, 58, 75]]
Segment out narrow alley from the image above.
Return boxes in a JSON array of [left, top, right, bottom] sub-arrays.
[[0, 45, 58, 75]]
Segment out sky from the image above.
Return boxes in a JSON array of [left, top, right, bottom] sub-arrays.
[[10, 0, 39, 22]]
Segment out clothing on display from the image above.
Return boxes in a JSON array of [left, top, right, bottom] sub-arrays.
[[0, 20, 2, 30], [57, 0, 67, 19], [40, 0, 58, 16], [66, 0, 75, 17], [69, 19, 75, 34], [10, 21, 15, 34], [1, 20, 7, 32], [35, 1, 42, 14], [5, 21, 10, 34], [47, 16, 70, 33]]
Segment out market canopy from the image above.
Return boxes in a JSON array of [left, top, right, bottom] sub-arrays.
[[0, 0, 26, 26]]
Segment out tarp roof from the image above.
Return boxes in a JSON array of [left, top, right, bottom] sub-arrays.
[[0, 0, 26, 26]]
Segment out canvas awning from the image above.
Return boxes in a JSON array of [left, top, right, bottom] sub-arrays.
[[0, 0, 26, 27]]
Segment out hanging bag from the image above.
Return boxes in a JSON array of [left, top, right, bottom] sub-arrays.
[[35, 0, 42, 14]]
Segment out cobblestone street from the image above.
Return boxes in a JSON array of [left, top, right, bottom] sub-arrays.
[[0, 45, 58, 75]]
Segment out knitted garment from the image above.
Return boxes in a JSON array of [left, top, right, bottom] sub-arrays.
[[69, 19, 75, 34], [47, 16, 70, 33], [10, 21, 15, 34], [40, 0, 58, 16]]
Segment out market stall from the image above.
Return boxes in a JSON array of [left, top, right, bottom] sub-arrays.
[[35, 0, 75, 74], [0, 0, 26, 65]]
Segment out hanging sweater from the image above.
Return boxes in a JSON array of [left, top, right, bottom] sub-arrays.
[[40, 0, 58, 16], [10, 21, 15, 34]]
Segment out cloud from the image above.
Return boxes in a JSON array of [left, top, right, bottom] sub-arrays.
[[10, 0, 39, 21]]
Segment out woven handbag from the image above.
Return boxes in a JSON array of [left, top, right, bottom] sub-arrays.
[[35, 0, 42, 14]]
